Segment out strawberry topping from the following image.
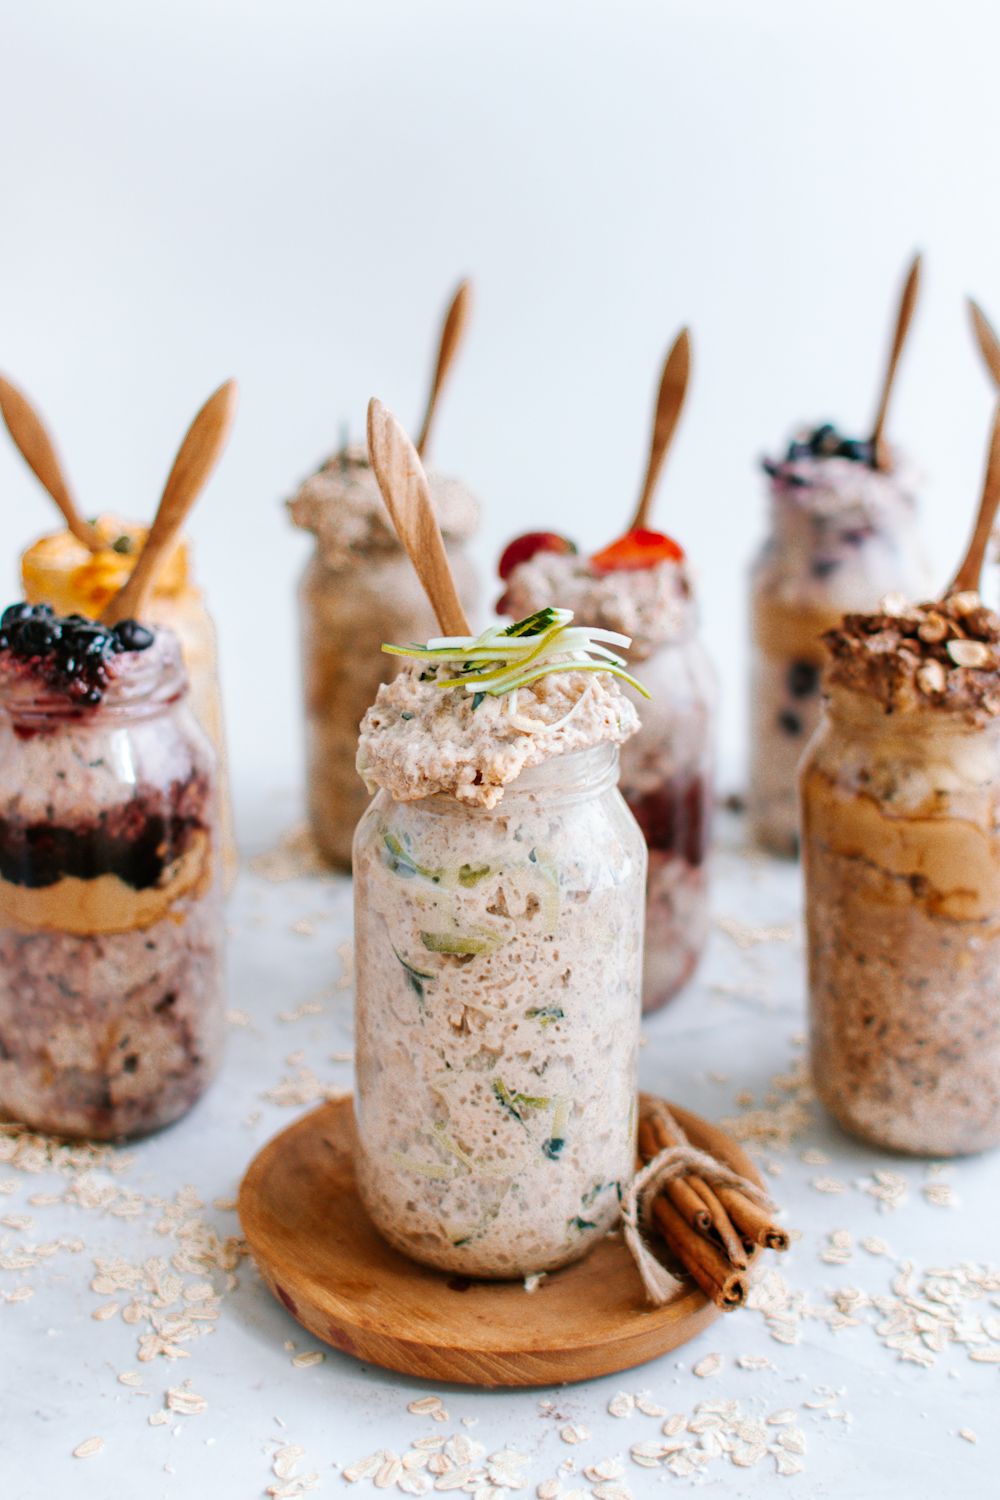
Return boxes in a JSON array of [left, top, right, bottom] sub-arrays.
[[590, 527, 685, 573], [497, 531, 577, 581]]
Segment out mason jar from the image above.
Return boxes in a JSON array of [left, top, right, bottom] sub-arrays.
[[0, 620, 224, 1140], [619, 633, 716, 1013], [500, 547, 715, 1014], [352, 742, 646, 1277], [21, 515, 237, 887], [801, 684, 1000, 1155], [749, 446, 929, 855], [289, 450, 480, 870]]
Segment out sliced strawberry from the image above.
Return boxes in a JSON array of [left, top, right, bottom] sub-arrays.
[[498, 531, 577, 581], [590, 527, 685, 573]]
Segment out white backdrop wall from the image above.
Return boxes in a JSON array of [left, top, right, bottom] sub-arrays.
[[3, 0, 1000, 823]]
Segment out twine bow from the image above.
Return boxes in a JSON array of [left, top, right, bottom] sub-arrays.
[[620, 1107, 778, 1306]]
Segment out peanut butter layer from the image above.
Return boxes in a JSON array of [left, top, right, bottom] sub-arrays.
[[22, 516, 192, 617], [801, 766, 1000, 921], [0, 832, 211, 934]]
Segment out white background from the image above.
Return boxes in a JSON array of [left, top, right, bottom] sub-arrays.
[[4, 0, 1000, 801]]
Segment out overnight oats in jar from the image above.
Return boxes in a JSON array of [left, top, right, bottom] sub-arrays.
[[801, 592, 1000, 1155], [0, 604, 224, 1140], [501, 528, 715, 1012], [22, 515, 236, 886], [288, 446, 480, 869], [750, 425, 930, 855], [352, 609, 647, 1277]]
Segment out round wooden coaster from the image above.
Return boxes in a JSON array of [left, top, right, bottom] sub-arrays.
[[238, 1094, 762, 1388]]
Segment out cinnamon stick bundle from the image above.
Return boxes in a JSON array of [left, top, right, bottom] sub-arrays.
[[636, 1104, 789, 1310]]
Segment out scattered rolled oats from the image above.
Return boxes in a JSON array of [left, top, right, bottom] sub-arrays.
[[693, 1352, 723, 1378], [559, 1423, 589, 1444], [290, 1349, 325, 1368], [607, 1391, 635, 1418], [72, 1436, 104, 1459]]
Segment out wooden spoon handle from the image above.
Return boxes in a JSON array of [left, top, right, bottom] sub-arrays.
[[101, 379, 238, 625], [0, 376, 102, 551], [870, 252, 922, 467], [368, 397, 470, 636], [415, 279, 472, 459], [628, 327, 692, 532], [968, 298, 1000, 388], [949, 402, 1000, 595]]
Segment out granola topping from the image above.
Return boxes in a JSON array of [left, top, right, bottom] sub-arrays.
[[823, 592, 1000, 717]]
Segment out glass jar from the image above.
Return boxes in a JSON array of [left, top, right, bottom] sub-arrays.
[[749, 458, 929, 855], [352, 742, 646, 1277], [0, 634, 224, 1140], [290, 454, 479, 870], [618, 633, 716, 1013], [21, 517, 237, 888], [801, 687, 1000, 1154]]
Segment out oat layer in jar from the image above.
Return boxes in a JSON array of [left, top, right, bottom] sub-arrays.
[[801, 593, 1000, 1155], [21, 516, 236, 887], [0, 604, 224, 1141], [750, 426, 930, 855], [352, 638, 646, 1277], [502, 533, 716, 1013], [288, 448, 480, 870]]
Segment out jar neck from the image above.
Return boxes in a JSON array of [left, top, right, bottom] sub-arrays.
[[414, 742, 621, 814], [0, 657, 189, 731]]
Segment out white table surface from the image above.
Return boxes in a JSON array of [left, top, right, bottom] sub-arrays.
[[2, 791, 998, 1500]]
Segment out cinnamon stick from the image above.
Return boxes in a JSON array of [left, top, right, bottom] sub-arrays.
[[714, 1185, 790, 1252], [649, 1194, 748, 1310], [636, 1119, 711, 1233], [641, 1108, 749, 1266]]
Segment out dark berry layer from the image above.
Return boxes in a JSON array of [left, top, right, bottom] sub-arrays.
[[624, 775, 711, 866], [0, 773, 211, 891], [0, 603, 154, 705]]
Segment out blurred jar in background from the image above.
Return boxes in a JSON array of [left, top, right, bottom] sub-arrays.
[[21, 516, 237, 887], [749, 425, 931, 856], [501, 525, 716, 1012], [288, 446, 480, 870]]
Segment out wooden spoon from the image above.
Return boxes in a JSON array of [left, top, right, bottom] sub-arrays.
[[0, 376, 103, 551], [628, 327, 692, 532], [415, 279, 472, 459], [101, 379, 238, 625], [368, 397, 470, 636], [870, 252, 922, 469], [948, 402, 1000, 595], [968, 297, 1000, 388]]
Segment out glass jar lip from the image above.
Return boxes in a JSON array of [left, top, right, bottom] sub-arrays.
[[0, 638, 189, 725], [383, 740, 623, 813]]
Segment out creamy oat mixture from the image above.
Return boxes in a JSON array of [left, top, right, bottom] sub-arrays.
[[502, 550, 695, 662], [353, 643, 645, 1276], [287, 444, 478, 572], [0, 620, 223, 1140], [289, 447, 480, 868], [357, 663, 640, 809], [801, 593, 1000, 1153], [502, 555, 714, 1011], [750, 433, 930, 855]]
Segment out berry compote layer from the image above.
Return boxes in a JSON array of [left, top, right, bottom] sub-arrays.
[[0, 606, 223, 1140]]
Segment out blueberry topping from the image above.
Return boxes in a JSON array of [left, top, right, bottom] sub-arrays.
[[780, 424, 877, 468], [811, 558, 840, 579], [113, 619, 154, 652], [787, 661, 820, 699], [0, 603, 156, 703], [778, 710, 803, 736]]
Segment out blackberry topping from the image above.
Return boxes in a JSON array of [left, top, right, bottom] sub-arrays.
[[0, 603, 154, 704]]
